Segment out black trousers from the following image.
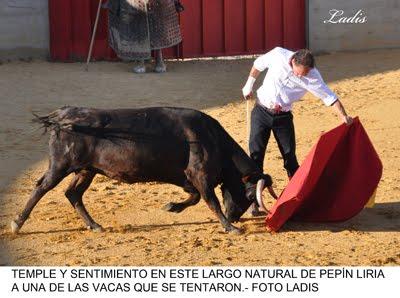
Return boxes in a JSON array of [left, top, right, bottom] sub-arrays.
[[249, 103, 299, 177]]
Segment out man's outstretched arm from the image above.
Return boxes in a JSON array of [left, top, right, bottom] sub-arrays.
[[332, 99, 353, 125]]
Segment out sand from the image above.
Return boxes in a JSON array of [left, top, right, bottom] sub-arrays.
[[0, 49, 399, 266]]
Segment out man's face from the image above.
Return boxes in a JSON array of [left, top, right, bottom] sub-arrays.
[[291, 59, 311, 77]]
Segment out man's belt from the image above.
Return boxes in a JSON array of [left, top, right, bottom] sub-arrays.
[[265, 107, 290, 115], [257, 101, 291, 115]]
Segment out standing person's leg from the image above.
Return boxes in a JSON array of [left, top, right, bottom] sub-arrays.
[[133, 59, 146, 73], [248, 105, 272, 215], [272, 113, 299, 178], [133, 49, 166, 74], [154, 49, 167, 73]]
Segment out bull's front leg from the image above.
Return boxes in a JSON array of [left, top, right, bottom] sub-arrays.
[[190, 173, 243, 234], [202, 187, 243, 234], [186, 147, 243, 233]]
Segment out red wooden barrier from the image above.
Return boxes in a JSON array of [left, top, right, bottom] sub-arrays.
[[179, 0, 202, 57], [224, 0, 246, 55], [245, 0, 265, 53], [265, 0, 283, 49], [48, 0, 305, 61], [283, 0, 306, 49]]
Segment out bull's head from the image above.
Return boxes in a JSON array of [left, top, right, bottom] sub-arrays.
[[221, 172, 277, 223]]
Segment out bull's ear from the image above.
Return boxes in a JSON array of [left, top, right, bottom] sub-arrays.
[[241, 175, 251, 183], [262, 174, 273, 187], [242, 172, 273, 185]]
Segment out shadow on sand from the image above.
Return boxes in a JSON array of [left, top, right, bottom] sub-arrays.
[[251, 201, 400, 233], [8, 201, 399, 237]]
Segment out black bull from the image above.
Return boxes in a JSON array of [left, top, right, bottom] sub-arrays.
[[11, 107, 276, 234]]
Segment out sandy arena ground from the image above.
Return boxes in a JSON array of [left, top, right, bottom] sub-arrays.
[[0, 50, 399, 266]]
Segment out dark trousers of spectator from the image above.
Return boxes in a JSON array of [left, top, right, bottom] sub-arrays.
[[249, 103, 299, 177]]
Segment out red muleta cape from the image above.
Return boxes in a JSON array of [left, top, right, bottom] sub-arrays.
[[265, 117, 382, 232]]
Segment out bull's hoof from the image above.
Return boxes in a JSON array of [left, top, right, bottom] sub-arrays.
[[93, 226, 105, 233], [162, 202, 183, 213], [87, 225, 105, 233], [226, 226, 244, 235], [11, 220, 21, 234], [250, 210, 267, 217]]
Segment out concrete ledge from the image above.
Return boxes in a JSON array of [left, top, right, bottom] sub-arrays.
[[0, 47, 49, 61]]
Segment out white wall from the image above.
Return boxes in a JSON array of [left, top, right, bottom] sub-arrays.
[[308, 0, 400, 53], [0, 0, 49, 60]]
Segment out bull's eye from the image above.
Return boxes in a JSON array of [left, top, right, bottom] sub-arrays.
[[245, 185, 256, 201]]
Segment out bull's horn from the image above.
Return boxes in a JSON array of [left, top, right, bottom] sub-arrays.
[[256, 179, 268, 212], [267, 186, 278, 200]]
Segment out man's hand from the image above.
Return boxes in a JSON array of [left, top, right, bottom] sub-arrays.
[[332, 99, 353, 126], [343, 115, 353, 126], [242, 76, 256, 100], [242, 89, 253, 100]]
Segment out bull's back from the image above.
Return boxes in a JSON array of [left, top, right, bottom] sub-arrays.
[[44, 106, 256, 183], [47, 107, 199, 185]]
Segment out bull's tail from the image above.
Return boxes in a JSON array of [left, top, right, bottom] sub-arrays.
[[32, 107, 71, 134], [32, 106, 103, 135], [32, 106, 163, 142]]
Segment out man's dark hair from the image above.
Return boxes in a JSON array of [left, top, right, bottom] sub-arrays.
[[292, 49, 315, 68]]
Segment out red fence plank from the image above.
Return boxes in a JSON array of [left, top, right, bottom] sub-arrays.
[[283, 0, 306, 50], [224, 0, 246, 55], [265, 0, 283, 50], [245, 0, 265, 53], [70, 0, 91, 60], [202, 0, 224, 56], [180, 0, 203, 57], [49, 0, 72, 61], [49, 0, 305, 61]]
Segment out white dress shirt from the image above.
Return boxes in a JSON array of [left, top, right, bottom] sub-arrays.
[[253, 47, 337, 111]]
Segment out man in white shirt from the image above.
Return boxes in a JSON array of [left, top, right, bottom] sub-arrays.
[[242, 47, 353, 214]]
